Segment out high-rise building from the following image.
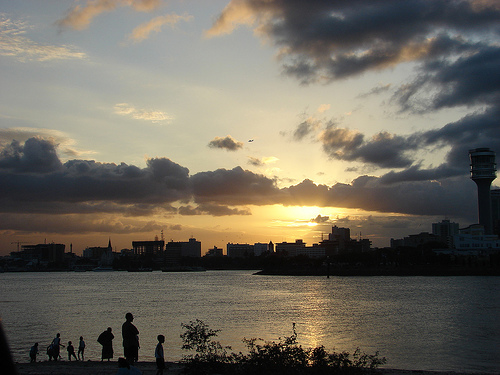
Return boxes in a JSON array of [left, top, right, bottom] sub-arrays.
[[469, 148, 497, 234], [432, 219, 459, 248]]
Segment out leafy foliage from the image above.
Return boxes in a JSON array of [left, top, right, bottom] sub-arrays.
[[180, 319, 234, 374], [180, 320, 387, 375]]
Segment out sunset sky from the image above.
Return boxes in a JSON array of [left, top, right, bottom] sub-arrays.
[[1, 0, 499, 255]]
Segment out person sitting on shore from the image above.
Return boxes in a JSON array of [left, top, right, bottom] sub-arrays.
[[67, 341, 77, 361], [116, 357, 142, 375], [29, 342, 38, 363]]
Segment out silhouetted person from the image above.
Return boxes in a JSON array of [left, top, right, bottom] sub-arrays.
[[98, 327, 115, 361], [117, 357, 142, 375], [78, 336, 85, 361], [155, 335, 165, 375], [0, 320, 18, 375], [51, 333, 64, 361], [67, 341, 77, 361], [29, 342, 38, 363], [46, 344, 55, 361], [122, 313, 139, 365]]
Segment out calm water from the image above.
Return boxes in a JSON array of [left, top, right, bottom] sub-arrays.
[[0, 271, 499, 373]]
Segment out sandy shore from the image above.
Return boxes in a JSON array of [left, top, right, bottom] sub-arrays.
[[13, 361, 499, 375], [15, 361, 183, 375]]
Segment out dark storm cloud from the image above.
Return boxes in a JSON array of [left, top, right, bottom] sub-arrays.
[[320, 128, 419, 168], [391, 107, 500, 181], [0, 138, 275, 216], [379, 164, 464, 184], [208, 135, 244, 151], [393, 45, 500, 112], [179, 203, 251, 216], [0, 138, 62, 173], [190, 166, 280, 205], [212, 0, 500, 83], [0, 136, 485, 228], [0, 137, 191, 212], [282, 175, 477, 220]]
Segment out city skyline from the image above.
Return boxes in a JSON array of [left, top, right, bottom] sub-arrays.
[[8, 217, 464, 257], [1, 1, 500, 255]]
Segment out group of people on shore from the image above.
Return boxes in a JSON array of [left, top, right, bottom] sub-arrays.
[[29, 313, 166, 375], [30, 333, 84, 362]]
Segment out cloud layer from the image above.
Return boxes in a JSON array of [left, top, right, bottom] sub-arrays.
[[0, 14, 86, 62], [56, 0, 162, 30], [114, 103, 173, 123], [0, 137, 480, 228], [127, 13, 192, 43]]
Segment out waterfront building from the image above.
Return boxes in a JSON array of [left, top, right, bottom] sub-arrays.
[[348, 238, 371, 252], [225, 242, 274, 257], [432, 219, 460, 248], [453, 224, 500, 252], [390, 232, 440, 248], [165, 238, 201, 264], [298, 245, 326, 258], [275, 239, 306, 257], [132, 240, 164, 256], [469, 148, 497, 234], [13, 243, 65, 264], [206, 246, 224, 257], [182, 238, 202, 257], [321, 226, 371, 254], [275, 240, 326, 258], [329, 225, 350, 251], [227, 243, 254, 258], [83, 239, 114, 265], [254, 242, 274, 256]]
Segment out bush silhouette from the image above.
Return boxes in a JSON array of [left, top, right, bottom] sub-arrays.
[[180, 320, 386, 375]]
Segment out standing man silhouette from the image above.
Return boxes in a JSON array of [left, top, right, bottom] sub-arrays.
[[122, 313, 139, 365]]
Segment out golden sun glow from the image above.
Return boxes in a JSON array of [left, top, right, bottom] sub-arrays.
[[252, 205, 326, 227]]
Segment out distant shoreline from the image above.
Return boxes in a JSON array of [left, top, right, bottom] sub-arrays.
[[14, 361, 499, 375], [2, 264, 500, 276], [254, 265, 500, 276]]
